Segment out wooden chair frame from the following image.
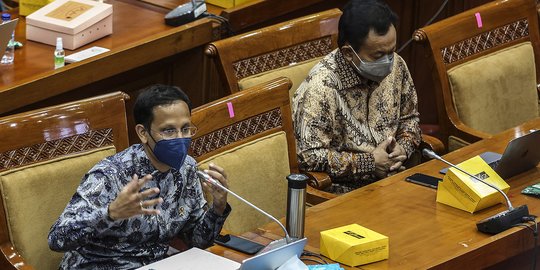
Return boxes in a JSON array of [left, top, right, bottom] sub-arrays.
[[413, 0, 540, 147], [205, 8, 341, 94], [0, 92, 130, 270]]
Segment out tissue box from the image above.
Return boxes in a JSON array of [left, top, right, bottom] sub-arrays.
[[19, 0, 54, 16], [26, 0, 113, 50], [206, 0, 254, 9], [436, 156, 509, 213], [320, 224, 388, 267]]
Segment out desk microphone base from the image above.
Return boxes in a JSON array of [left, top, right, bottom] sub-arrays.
[[476, 205, 529, 234], [164, 2, 207, 27]]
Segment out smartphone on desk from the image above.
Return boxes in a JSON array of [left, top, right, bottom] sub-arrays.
[[405, 173, 441, 189], [214, 234, 265, 255]]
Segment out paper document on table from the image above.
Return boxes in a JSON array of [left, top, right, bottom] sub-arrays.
[[136, 247, 240, 270]]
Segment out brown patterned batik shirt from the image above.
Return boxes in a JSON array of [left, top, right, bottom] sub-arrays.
[[292, 49, 421, 193]]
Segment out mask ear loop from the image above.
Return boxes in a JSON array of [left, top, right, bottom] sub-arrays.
[[144, 127, 160, 144], [143, 128, 161, 160], [346, 45, 364, 74], [347, 45, 362, 63]]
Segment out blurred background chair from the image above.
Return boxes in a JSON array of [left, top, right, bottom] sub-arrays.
[[414, 0, 540, 152], [205, 8, 341, 101], [0, 92, 130, 270], [190, 77, 334, 234]]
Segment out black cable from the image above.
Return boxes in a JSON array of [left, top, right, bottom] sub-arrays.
[[302, 250, 329, 264], [513, 216, 538, 270], [301, 257, 326, 265], [531, 220, 538, 270], [202, 12, 234, 37], [397, 0, 449, 53]]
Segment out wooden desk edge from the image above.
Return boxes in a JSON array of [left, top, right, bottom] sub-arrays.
[[0, 17, 217, 115]]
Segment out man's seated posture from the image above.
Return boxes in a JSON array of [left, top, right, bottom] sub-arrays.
[[293, 0, 421, 194], [48, 85, 231, 269]]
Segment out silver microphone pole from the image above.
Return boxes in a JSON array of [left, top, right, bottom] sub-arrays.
[[196, 171, 292, 243]]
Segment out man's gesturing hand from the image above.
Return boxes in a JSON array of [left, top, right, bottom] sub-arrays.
[[108, 174, 163, 221]]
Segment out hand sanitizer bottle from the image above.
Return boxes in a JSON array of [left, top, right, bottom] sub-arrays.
[[54, 37, 65, 69]]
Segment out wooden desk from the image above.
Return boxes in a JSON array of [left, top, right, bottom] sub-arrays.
[[0, 0, 219, 143], [219, 118, 540, 269]]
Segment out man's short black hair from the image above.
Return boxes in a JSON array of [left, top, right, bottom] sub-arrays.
[[133, 84, 192, 129], [338, 0, 398, 51]]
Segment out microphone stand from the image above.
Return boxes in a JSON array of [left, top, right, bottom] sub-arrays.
[[423, 149, 530, 234], [197, 171, 292, 244]]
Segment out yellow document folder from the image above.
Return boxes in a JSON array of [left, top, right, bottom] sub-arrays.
[[320, 224, 388, 267], [437, 156, 509, 213]]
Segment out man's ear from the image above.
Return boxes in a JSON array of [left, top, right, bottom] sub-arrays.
[[135, 124, 148, 144], [341, 45, 354, 62]]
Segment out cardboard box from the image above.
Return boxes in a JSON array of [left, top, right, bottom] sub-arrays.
[[206, 0, 254, 9], [320, 224, 388, 267], [19, 0, 54, 17], [436, 156, 510, 213], [26, 0, 113, 50]]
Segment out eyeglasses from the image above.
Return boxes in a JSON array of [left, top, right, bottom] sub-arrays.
[[152, 126, 198, 139]]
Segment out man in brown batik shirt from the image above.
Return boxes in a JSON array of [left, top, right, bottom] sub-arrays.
[[293, 0, 421, 194]]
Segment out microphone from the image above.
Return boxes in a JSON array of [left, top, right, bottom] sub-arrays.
[[196, 171, 293, 244], [422, 149, 529, 234]]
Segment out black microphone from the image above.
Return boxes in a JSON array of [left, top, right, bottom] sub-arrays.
[[196, 171, 294, 244], [422, 149, 529, 234]]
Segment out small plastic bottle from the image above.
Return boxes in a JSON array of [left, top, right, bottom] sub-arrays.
[[54, 37, 65, 69], [1, 13, 15, 65]]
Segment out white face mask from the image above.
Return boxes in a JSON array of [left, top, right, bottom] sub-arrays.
[[348, 45, 394, 82]]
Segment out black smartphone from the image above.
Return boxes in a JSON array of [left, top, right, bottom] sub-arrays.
[[214, 234, 265, 255], [405, 173, 442, 189]]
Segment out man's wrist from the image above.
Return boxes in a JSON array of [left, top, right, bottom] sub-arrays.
[[212, 201, 226, 215], [107, 204, 117, 221]]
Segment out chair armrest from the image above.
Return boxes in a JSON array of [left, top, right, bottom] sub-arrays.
[[0, 243, 34, 270], [306, 186, 337, 205], [303, 171, 332, 190], [420, 134, 445, 154], [452, 123, 491, 144], [302, 171, 337, 205]]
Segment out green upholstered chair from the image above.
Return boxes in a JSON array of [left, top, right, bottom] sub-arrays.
[[0, 92, 130, 270], [189, 77, 332, 234], [414, 0, 540, 152]]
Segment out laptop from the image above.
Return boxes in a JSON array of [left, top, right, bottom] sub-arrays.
[[440, 129, 540, 179], [0, 18, 17, 54], [136, 237, 307, 270], [238, 237, 307, 270]]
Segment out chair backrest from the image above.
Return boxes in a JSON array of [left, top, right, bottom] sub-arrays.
[[414, 0, 540, 150], [205, 8, 341, 100], [0, 92, 130, 270], [190, 77, 295, 234]]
